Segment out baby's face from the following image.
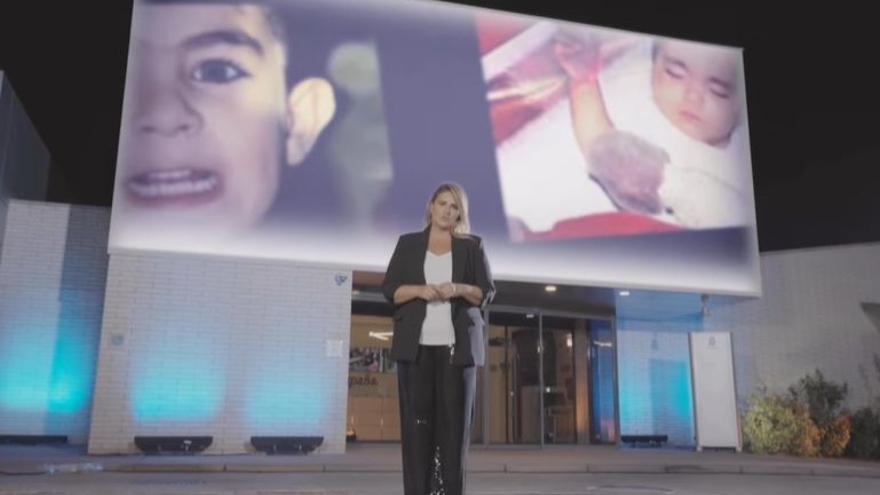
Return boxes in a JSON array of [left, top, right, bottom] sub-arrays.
[[651, 40, 742, 147], [117, 4, 287, 235]]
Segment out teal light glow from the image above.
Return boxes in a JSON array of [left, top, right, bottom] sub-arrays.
[[0, 306, 96, 415], [245, 358, 325, 428], [649, 358, 694, 438], [0, 331, 54, 411], [617, 326, 696, 446], [130, 326, 225, 422]]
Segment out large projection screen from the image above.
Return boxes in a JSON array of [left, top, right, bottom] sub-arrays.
[[109, 0, 760, 296]]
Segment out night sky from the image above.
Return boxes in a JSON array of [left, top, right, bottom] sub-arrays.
[[1, 1, 878, 252]]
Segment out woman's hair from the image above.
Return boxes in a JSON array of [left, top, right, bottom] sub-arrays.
[[424, 182, 470, 235]]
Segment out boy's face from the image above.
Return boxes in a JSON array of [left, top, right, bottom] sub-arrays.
[[118, 3, 334, 235], [651, 40, 742, 147]]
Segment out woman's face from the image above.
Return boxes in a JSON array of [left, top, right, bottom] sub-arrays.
[[429, 191, 460, 231]]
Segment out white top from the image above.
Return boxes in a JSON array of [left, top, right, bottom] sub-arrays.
[[420, 251, 456, 346]]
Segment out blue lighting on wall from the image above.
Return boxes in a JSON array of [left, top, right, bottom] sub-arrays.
[[0, 327, 55, 411], [618, 361, 650, 433], [245, 359, 325, 429], [650, 358, 694, 441], [617, 330, 695, 446], [47, 318, 96, 414], [0, 305, 96, 416], [130, 327, 224, 422]]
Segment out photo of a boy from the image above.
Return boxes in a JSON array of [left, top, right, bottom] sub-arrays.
[[113, 0, 337, 240]]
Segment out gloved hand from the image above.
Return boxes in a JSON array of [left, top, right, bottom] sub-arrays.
[[587, 130, 669, 215]]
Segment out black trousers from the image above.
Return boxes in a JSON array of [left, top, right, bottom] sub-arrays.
[[397, 345, 476, 495]]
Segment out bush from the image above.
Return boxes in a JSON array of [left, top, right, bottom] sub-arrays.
[[743, 392, 804, 455], [789, 370, 851, 457], [820, 414, 851, 457], [847, 407, 880, 459], [789, 370, 848, 426], [786, 398, 822, 457]]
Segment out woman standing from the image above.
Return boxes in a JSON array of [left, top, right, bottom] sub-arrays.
[[382, 183, 495, 495]]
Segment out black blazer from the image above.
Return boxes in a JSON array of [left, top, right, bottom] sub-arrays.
[[381, 227, 496, 366]]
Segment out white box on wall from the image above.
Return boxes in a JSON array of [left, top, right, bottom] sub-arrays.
[[689, 332, 740, 451]]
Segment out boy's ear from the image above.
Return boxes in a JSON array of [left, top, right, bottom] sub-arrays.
[[285, 77, 336, 166]]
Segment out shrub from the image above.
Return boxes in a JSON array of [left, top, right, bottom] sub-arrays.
[[789, 370, 848, 426], [847, 407, 880, 459], [789, 370, 851, 457], [819, 414, 851, 457], [743, 392, 802, 455], [786, 398, 822, 457]]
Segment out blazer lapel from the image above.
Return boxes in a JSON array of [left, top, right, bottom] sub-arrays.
[[415, 227, 429, 285], [451, 235, 466, 283]]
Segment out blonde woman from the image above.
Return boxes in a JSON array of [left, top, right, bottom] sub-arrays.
[[382, 182, 495, 495]]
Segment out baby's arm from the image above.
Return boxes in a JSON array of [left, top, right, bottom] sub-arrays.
[[568, 78, 614, 159], [554, 34, 614, 158], [556, 33, 669, 214]]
